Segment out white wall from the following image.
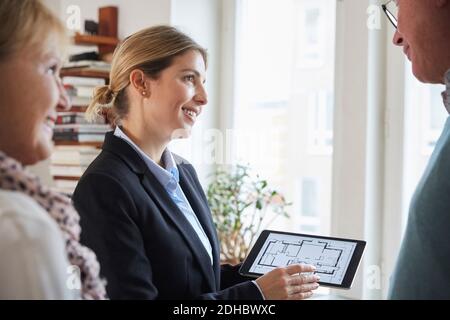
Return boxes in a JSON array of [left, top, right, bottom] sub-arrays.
[[42, 0, 60, 14], [170, 0, 221, 135], [331, 0, 370, 299], [58, 0, 171, 37], [169, 0, 222, 183]]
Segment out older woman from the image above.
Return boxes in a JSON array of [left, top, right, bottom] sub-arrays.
[[0, 0, 105, 299], [74, 25, 320, 300]]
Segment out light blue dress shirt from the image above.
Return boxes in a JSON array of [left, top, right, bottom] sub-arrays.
[[114, 127, 213, 265]]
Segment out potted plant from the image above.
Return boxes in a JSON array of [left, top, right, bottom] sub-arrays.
[[207, 164, 291, 265]]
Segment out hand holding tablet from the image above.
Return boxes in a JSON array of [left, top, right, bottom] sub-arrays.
[[254, 263, 320, 300], [240, 230, 366, 289]]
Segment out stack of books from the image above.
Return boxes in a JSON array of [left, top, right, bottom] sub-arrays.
[[50, 145, 102, 195], [52, 75, 112, 195], [50, 21, 117, 196], [63, 76, 106, 107], [53, 123, 110, 143], [63, 60, 111, 73], [53, 106, 110, 144], [51, 111, 110, 195]]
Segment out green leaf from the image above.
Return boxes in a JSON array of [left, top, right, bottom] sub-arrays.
[[206, 163, 292, 263]]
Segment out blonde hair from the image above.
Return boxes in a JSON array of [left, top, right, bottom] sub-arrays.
[[0, 0, 67, 61], [86, 25, 208, 125]]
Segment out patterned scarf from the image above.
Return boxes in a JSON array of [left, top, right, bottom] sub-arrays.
[[0, 151, 106, 300]]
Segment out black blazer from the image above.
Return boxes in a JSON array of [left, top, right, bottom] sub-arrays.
[[73, 132, 262, 300]]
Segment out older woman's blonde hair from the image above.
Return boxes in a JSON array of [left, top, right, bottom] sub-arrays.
[[0, 0, 67, 60], [86, 25, 208, 125]]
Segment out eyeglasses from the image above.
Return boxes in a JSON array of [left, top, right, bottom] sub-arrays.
[[382, 0, 398, 29]]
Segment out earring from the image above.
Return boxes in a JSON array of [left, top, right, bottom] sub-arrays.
[[142, 91, 147, 96]]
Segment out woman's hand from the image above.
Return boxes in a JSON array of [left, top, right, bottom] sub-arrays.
[[255, 264, 320, 300]]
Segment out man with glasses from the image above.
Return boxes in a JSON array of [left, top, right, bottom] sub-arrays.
[[383, 0, 450, 299]]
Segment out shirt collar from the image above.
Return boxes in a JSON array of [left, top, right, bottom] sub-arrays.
[[114, 126, 179, 193], [443, 69, 450, 114]]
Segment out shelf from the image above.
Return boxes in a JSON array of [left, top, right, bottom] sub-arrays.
[[67, 106, 88, 112], [53, 176, 81, 181], [60, 68, 110, 79], [74, 33, 119, 46], [50, 9, 117, 191], [53, 141, 104, 148]]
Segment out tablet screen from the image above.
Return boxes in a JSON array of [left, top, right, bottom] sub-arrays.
[[240, 230, 366, 289]]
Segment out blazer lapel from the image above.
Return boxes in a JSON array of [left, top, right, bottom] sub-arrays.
[[177, 165, 221, 289], [140, 169, 217, 291]]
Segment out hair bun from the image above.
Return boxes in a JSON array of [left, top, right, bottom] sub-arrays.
[[97, 86, 115, 105], [85, 85, 114, 122]]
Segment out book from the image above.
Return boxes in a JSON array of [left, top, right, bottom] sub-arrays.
[[68, 95, 92, 106], [61, 61, 111, 73], [56, 112, 106, 125], [50, 165, 87, 177], [69, 51, 99, 62], [74, 86, 97, 98], [63, 60, 111, 72], [56, 112, 89, 125], [51, 147, 100, 166], [54, 124, 111, 133], [63, 76, 106, 86], [54, 178, 79, 189], [53, 132, 106, 142]]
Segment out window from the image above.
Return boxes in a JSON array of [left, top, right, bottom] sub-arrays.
[[296, 177, 321, 234], [402, 60, 447, 228], [233, 0, 336, 235], [421, 85, 448, 155], [296, 2, 327, 68], [300, 178, 318, 217], [307, 90, 334, 155]]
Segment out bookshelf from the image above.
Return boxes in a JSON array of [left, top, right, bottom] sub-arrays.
[[60, 69, 110, 80], [74, 32, 120, 47], [73, 32, 119, 57], [51, 70, 111, 195], [51, 6, 119, 196], [53, 141, 104, 148]]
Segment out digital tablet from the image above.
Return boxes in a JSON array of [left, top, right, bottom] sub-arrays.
[[239, 230, 366, 289]]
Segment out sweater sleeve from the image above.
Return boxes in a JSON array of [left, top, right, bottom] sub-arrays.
[[0, 204, 78, 300]]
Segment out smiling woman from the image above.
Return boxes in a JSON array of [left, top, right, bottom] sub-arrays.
[[0, 3, 68, 166], [0, 0, 106, 299], [73, 25, 320, 300]]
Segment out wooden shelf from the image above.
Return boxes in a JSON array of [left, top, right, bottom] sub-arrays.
[[67, 106, 88, 112], [53, 141, 103, 148], [60, 68, 110, 79], [53, 176, 81, 181], [74, 33, 119, 46]]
